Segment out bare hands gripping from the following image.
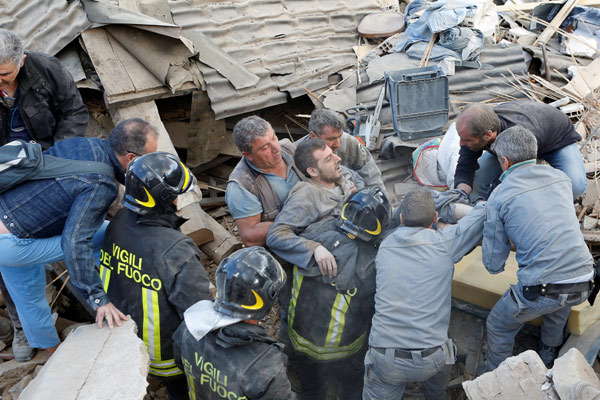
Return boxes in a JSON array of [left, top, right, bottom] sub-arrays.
[[96, 302, 129, 329], [314, 245, 338, 278]]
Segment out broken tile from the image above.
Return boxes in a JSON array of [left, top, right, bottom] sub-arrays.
[[583, 215, 598, 230], [552, 348, 600, 400], [19, 319, 149, 400], [0, 351, 49, 392]]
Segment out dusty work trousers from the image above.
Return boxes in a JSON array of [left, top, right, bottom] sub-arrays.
[[485, 284, 589, 371], [293, 348, 365, 400], [362, 345, 452, 400]]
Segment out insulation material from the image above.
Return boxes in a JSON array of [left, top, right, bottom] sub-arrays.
[[453, 248, 600, 335]]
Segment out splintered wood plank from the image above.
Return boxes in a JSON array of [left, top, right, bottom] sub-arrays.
[[533, 0, 580, 46], [81, 28, 135, 97]]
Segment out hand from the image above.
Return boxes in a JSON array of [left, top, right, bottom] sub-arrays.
[[455, 183, 472, 195], [314, 245, 338, 278], [96, 302, 129, 329], [349, 181, 357, 195]]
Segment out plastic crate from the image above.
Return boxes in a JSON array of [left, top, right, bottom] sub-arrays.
[[385, 66, 449, 141]]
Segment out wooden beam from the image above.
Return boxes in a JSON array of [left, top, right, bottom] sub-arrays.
[[533, 0, 581, 46], [497, 0, 600, 12]]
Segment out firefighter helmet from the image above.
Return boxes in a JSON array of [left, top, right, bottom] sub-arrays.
[[338, 187, 391, 242], [214, 246, 286, 320], [123, 151, 195, 215]]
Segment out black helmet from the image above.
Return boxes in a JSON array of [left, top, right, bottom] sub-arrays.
[[338, 187, 391, 242], [214, 247, 286, 320], [123, 152, 196, 216]]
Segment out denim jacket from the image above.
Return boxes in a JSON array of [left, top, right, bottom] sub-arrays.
[[483, 161, 593, 285], [0, 137, 125, 309]]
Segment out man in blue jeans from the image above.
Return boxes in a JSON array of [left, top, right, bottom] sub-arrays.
[[0, 118, 158, 356], [453, 100, 586, 200], [483, 126, 594, 370]]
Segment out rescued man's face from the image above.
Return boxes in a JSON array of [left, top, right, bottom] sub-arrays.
[[317, 125, 343, 153], [0, 58, 23, 92], [313, 145, 342, 183], [246, 128, 282, 170]]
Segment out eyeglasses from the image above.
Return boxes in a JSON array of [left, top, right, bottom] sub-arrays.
[[127, 149, 142, 157]]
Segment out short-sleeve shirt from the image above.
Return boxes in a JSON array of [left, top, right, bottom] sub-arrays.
[[225, 151, 300, 219]]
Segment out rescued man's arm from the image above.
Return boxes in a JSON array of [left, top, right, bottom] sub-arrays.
[[235, 214, 272, 247]]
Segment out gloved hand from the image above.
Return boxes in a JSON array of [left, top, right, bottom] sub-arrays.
[[314, 245, 338, 278]]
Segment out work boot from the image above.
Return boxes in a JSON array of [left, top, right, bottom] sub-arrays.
[[538, 342, 560, 368], [0, 316, 12, 344], [12, 327, 35, 362]]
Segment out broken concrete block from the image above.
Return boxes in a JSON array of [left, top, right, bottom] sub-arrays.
[[0, 351, 49, 392], [8, 374, 32, 399], [19, 319, 149, 400], [583, 215, 598, 230], [463, 350, 558, 399], [552, 348, 600, 400]]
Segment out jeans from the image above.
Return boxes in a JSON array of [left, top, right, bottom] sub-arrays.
[[485, 284, 589, 371], [363, 345, 451, 400], [0, 221, 108, 349], [471, 143, 588, 201]]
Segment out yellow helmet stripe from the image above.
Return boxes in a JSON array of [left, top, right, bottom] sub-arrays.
[[136, 187, 156, 208], [366, 219, 381, 235], [241, 289, 264, 310], [341, 203, 348, 221], [179, 161, 190, 191]]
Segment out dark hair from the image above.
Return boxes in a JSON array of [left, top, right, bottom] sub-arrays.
[[457, 103, 501, 138], [308, 108, 344, 136], [108, 118, 158, 156], [400, 188, 436, 227], [232, 116, 272, 153], [294, 138, 328, 178]]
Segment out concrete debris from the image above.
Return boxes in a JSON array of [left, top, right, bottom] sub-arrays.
[[0, 351, 50, 392], [464, 349, 600, 400], [19, 319, 149, 400], [462, 350, 557, 399], [8, 374, 32, 399], [552, 348, 600, 400]]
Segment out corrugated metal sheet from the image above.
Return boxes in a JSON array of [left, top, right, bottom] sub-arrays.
[[0, 0, 90, 56], [169, 0, 382, 119]]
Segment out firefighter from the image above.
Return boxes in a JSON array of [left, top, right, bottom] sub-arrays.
[[100, 152, 212, 400], [173, 246, 295, 400]]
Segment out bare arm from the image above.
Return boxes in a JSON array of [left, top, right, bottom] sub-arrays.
[[235, 214, 273, 247]]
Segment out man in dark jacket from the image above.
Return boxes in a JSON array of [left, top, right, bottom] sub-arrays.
[[453, 100, 586, 200], [101, 152, 212, 400], [0, 28, 89, 361], [0, 118, 157, 357], [173, 246, 295, 400]]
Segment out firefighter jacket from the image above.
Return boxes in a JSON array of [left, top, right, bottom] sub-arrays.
[[100, 208, 212, 378], [173, 320, 296, 400], [287, 221, 377, 362], [0, 51, 88, 148]]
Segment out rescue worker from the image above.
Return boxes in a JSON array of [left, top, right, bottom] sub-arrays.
[[0, 28, 89, 361], [482, 126, 594, 370], [100, 152, 212, 399], [364, 188, 486, 399], [298, 108, 387, 197], [267, 138, 382, 399], [172, 246, 295, 400], [226, 115, 302, 247], [454, 101, 586, 200]]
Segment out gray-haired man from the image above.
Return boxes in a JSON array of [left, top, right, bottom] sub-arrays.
[[226, 116, 302, 247], [299, 108, 387, 197], [483, 126, 594, 370]]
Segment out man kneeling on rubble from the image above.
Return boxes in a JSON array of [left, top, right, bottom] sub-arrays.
[[364, 188, 485, 399], [173, 247, 295, 399], [267, 138, 388, 399], [482, 126, 594, 371], [100, 152, 212, 400]]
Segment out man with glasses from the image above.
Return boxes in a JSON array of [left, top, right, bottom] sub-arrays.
[[0, 28, 89, 361], [0, 118, 158, 358]]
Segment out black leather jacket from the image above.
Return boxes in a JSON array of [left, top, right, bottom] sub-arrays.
[[0, 51, 88, 149]]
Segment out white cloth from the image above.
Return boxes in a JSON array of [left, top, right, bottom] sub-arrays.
[[183, 300, 241, 341]]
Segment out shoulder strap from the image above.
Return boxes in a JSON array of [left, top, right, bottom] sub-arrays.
[[31, 155, 115, 180]]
